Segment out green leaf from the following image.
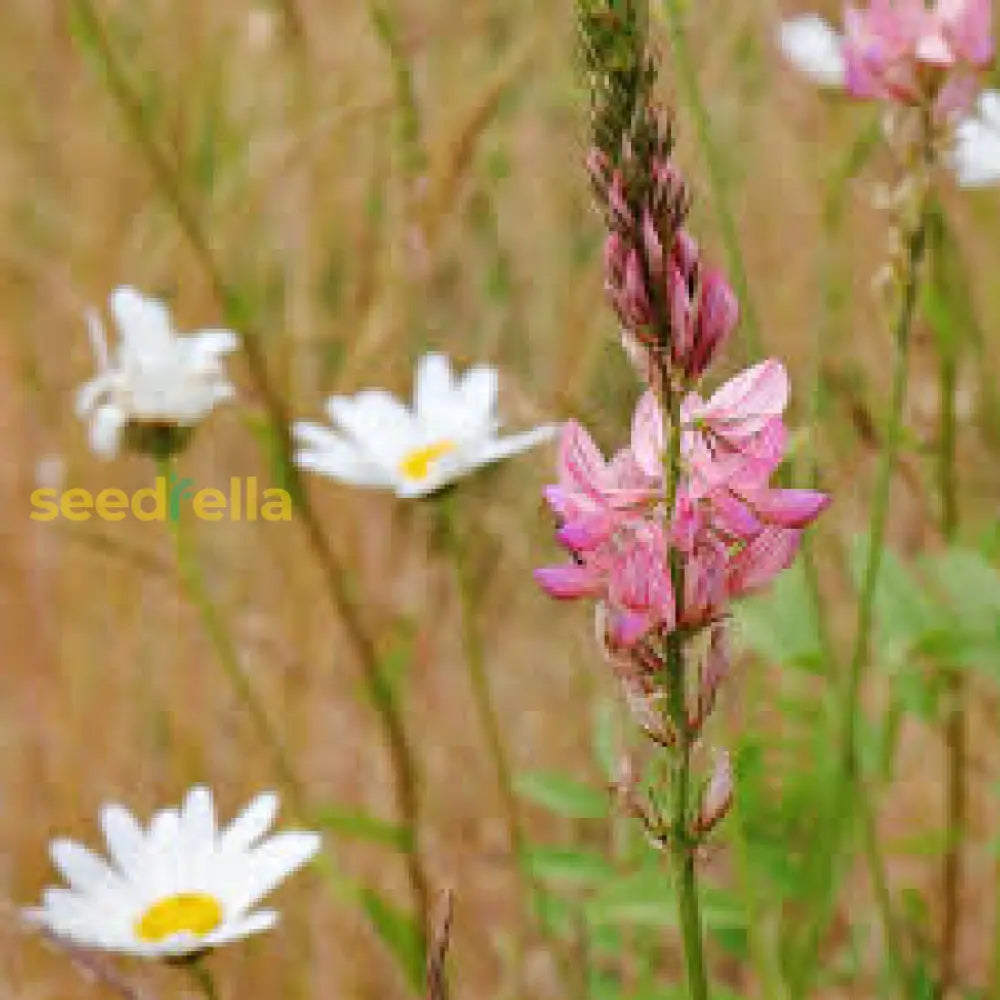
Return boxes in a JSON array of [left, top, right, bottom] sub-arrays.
[[526, 847, 616, 885], [516, 771, 609, 820], [586, 870, 676, 928], [922, 547, 1000, 637], [359, 889, 424, 992], [311, 806, 412, 851]]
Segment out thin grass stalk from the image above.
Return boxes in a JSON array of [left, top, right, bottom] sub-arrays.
[[155, 453, 306, 809], [663, 390, 708, 1000], [792, 172, 932, 997], [438, 496, 534, 956], [71, 0, 431, 946], [657, 0, 763, 360], [937, 286, 963, 995]]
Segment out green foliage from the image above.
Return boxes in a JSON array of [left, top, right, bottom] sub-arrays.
[[516, 771, 610, 820], [359, 889, 425, 994]]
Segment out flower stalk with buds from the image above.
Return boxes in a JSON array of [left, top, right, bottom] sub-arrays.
[[539, 5, 829, 997]]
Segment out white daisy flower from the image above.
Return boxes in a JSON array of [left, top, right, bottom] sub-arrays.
[[778, 14, 847, 88], [951, 89, 1000, 187], [293, 352, 556, 498], [75, 286, 237, 458], [24, 787, 320, 958]]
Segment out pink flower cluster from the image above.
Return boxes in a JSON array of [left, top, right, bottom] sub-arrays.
[[535, 361, 829, 650], [844, 0, 994, 117]]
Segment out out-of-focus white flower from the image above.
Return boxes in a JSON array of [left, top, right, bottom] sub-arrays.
[[24, 787, 320, 958], [778, 15, 847, 88], [951, 89, 1000, 187], [293, 352, 556, 498], [75, 287, 237, 459]]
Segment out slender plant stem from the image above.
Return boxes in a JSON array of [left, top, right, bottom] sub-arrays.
[[72, 0, 431, 947], [657, 0, 763, 360], [155, 454, 306, 808], [663, 391, 709, 1000], [438, 496, 534, 907], [793, 179, 931, 996], [187, 961, 220, 1000], [937, 261, 963, 995]]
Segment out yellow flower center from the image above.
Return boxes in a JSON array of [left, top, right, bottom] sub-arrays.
[[399, 440, 456, 482], [135, 893, 223, 943]]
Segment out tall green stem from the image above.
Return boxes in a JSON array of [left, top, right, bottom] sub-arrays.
[[437, 495, 534, 969], [937, 264, 963, 995], [663, 392, 709, 1000], [155, 453, 306, 808], [72, 0, 430, 946], [793, 188, 931, 996]]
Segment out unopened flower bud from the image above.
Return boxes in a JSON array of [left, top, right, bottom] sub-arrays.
[[687, 267, 739, 379], [694, 750, 734, 836], [691, 626, 730, 732]]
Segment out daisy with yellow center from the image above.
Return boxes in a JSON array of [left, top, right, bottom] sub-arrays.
[[24, 786, 320, 958], [293, 352, 555, 498]]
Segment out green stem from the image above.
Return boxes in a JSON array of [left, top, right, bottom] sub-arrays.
[[438, 494, 534, 967], [187, 961, 220, 1000], [793, 189, 931, 996], [663, 391, 709, 1000], [155, 454, 306, 807], [937, 265, 963, 997], [73, 0, 430, 947], [657, 0, 763, 360]]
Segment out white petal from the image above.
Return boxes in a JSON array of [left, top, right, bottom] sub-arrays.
[[180, 786, 216, 853], [88, 405, 126, 458], [293, 421, 394, 487], [224, 831, 321, 914], [326, 390, 417, 465], [100, 804, 146, 879], [188, 329, 238, 363], [951, 91, 1000, 188], [413, 353, 458, 433], [75, 373, 116, 417], [779, 15, 846, 88], [203, 910, 279, 947], [455, 364, 499, 435], [217, 792, 279, 855], [86, 309, 109, 370], [463, 424, 557, 470], [110, 287, 174, 357], [50, 839, 123, 897]]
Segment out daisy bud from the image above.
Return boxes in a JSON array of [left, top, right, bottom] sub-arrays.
[[694, 750, 734, 836]]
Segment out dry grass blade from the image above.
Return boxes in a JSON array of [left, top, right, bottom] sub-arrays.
[[425, 890, 455, 1000]]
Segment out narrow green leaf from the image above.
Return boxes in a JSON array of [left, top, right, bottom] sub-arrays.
[[311, 806, 412, 851], [526, 847, 616, 885], [359, 889, 424, 993], [516, 771, 609, 820]]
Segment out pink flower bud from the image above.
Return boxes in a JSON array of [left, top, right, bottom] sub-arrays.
[[694, 750, 734, 835], [686, 268, 739, 378]]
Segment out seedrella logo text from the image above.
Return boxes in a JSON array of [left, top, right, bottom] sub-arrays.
[[31, 476, 292, 522]]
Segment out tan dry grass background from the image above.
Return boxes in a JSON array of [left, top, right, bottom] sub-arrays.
[[3, 0, 1000, 997]]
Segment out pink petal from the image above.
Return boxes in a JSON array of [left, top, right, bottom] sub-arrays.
[[534, 564, 603, 600], [726, 528, 801, 597], [746, 487, 830, 528], [558, 421, 608, 496], [701, 360, 790, 434], [630, 390, 664, 478]]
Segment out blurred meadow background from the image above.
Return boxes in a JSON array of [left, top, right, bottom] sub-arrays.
[[4, 0, 1000, 998]]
